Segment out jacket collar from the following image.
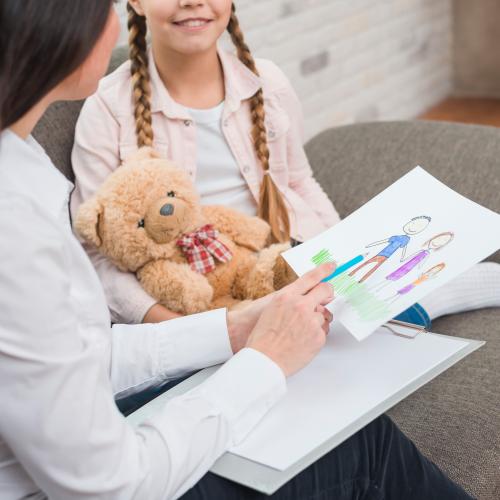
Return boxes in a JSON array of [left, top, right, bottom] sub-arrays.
[[149, 44, 261, 118]]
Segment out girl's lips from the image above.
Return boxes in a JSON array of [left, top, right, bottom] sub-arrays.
[[172, 18, 213, 32]]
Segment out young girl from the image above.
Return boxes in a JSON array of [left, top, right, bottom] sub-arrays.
[[71, 0, 500, 329]]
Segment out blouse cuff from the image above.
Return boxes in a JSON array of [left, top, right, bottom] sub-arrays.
[[192, 347, 287, 445], [156, 308, 233, 378]]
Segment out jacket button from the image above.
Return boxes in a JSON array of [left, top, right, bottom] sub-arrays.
[[268, 130, 276, 139], [184, 119, 192, 127], [223, 119, 229, 127], [243, 165, 250, 173]]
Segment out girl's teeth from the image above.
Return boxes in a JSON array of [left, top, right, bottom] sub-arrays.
[[179, 20, 207, 27]]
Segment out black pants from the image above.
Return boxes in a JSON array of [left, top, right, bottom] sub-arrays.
[[180, 414, 473, 499], [116, 376, 192, 416]]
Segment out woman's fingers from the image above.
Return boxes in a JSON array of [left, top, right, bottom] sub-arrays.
[[316, 305, 333, 334], [305, 281, 334, 308], [291, 262, 336, 296], [245, 263, 337, 377], [319, 284, 335, 306], [312, 310, 326, 327], [317, 304, 333, 323]]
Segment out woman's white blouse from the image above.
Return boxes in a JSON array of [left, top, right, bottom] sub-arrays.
[[0, 130, 286, 499]]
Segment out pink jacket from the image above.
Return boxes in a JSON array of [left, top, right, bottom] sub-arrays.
[[71, 47, 340, 323]]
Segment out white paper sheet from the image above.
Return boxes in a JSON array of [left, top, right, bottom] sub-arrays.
[[283, 167, 500, 340], [229, 324, 470, 471]]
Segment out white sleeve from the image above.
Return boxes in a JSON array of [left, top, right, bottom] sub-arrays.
[[111, 308, 233, 399], [0, 198, 286, 500]]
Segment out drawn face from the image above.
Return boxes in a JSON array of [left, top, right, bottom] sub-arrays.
[[422, 263, 446, 279], [403, 216, 430, 235], [427, 232, 454, 251]]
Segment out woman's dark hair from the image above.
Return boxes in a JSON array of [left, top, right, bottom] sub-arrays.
[[0, 0, 115, 132]]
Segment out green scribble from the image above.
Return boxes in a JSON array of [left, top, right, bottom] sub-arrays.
[[312, 248, 334, 266], [310, 249, 389, 322], [328, 273, 391, 322]]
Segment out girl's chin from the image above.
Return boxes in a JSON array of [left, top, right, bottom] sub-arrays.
[[168, 38, 219, 55]]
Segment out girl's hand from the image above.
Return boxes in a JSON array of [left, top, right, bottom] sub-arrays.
[[227, 263, 335, 355], [143, 303, 182, 323]]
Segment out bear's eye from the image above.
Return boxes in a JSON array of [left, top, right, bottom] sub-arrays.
[[167, 191, 176, 198], [137, 219, 145, 228]]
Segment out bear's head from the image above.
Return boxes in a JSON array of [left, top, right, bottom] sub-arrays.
[[75, 149, 204, 272]]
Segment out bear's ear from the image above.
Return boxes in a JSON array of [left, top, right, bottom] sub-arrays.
[[74, 198, 104, 247]]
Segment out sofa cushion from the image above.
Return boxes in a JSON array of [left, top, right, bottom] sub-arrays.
[[305, 120, 500, 264], [388, 308, 500, 500]]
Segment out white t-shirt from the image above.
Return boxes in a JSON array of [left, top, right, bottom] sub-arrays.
[[186, 102, 258, 216]]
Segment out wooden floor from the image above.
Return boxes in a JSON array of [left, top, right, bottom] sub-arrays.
[[419, 97, 500, 127]]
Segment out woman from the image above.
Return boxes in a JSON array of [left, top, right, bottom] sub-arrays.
[[0, 1, 472, 499]]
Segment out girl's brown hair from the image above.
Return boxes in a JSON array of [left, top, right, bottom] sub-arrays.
[[127, 2, 290, 242]]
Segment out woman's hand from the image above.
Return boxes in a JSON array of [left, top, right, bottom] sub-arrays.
[[227, 263, 335, 359], [144, 264, 335, 373], [246, 264, 334, 377]]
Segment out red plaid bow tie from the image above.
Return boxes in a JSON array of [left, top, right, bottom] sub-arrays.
[[176, 224, 233, 274]]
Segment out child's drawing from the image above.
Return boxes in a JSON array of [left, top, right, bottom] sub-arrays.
[[310, 230, 453, 324], [311, 248, 334, 266], [349, 216, 431, 283], [385, 263, 446, 304], [282, 167, 500, 340], [369, 232, 454, 293], [327, 273, 392, 321]]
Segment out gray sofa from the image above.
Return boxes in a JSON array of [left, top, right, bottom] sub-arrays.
[[33, 50, 499, 499], [306, 122, 500, 500]]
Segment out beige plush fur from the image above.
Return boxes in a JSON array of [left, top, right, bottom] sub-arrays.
[[75, 149, 296, 315]]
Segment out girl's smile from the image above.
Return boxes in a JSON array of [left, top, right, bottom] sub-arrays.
[[172, 17, 214, 33], [127, 0, 231, 52]]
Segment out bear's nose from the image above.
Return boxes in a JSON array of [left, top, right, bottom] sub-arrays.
[[159, 203, 174, 216]]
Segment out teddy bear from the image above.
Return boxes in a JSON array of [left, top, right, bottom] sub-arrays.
[[75, 149, 296, 315]]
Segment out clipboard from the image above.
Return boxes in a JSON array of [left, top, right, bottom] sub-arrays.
[[127, 328, 483, 495], [384, 319, 427, 338]]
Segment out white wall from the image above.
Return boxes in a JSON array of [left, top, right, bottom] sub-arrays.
[[117, 0, 453, 140]]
